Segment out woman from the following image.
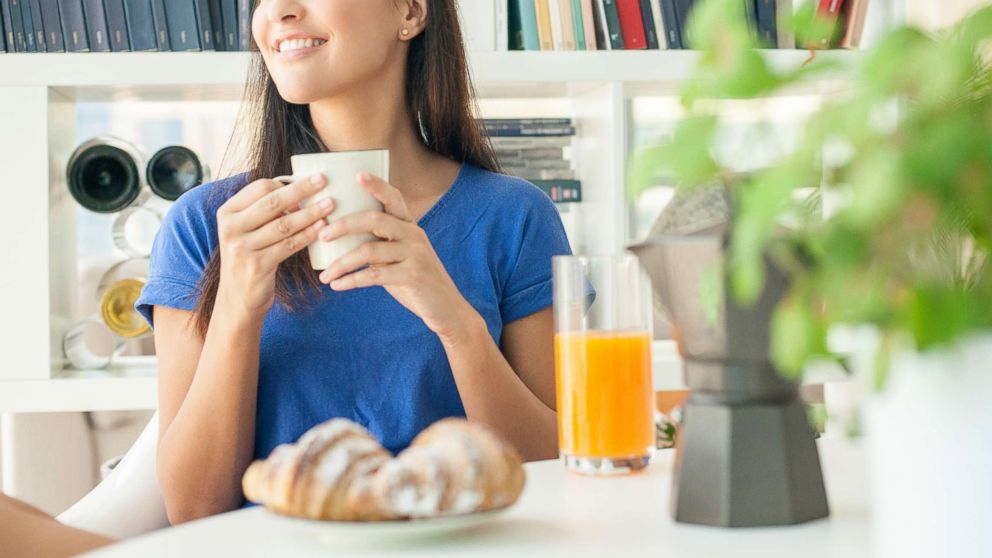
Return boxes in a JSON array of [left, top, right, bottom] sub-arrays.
[[137, 0, 570, 525]]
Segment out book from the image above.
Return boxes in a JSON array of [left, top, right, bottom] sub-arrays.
[[503, 158, 572, 170], [39, 0, 63, 51], [557, 0, 575, 50], [638, 0, 659, 48], [1, 0, 20, 52], [504, 168, 577, 180], [496, 147, 567, 159], [207, 0, 222, 50], [754, 0, 776, 47], [123, 0, 157, 51], [165, 0, 200, 51], [660, 0, 681, 48], [776, 0, 794, 48], [487, 125, 577, 137], [81, 0, 109, 51], [495, 0, 509, 50], [838, 0, 868, 49], [28, 0, 45, 51], [491, 136, 573, 148], [220, 0, 235, 50], [547, 0, 563, 50], [19, 0, 35, 51], [579, 0, 596, 50], [570, 0, 585, 50], [598, 0, 623, 50], [150, 0, 169, 50], [485, 118, 573, 126], [237, 0, 247, 50], [0, 11, 5, 51], [103, 0, 130, 51], [648, 0, 667, 50], [531, 179, 583, 202], [616, 0, 646, 49], [813, 0, 843, 49], [509, 0, 539, 50], [533, 0, 553, 50], [193, 0, 213, 50], [672, 0, 694, 48], [743, 0, 757, 39]]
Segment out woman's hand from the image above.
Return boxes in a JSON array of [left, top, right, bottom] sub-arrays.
[[216, 174, 335, 319], [317, 172, 476, 340]]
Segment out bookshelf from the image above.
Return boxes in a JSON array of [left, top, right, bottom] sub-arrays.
[[0, 42, 867, 409]]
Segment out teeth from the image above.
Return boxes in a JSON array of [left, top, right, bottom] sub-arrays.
[[278, 38, 326, 53]]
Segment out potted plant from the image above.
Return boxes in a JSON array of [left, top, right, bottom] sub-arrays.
[[629, 0, 992, 551]]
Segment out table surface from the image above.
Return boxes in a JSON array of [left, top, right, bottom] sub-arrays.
[[81, 438, 870, 558]]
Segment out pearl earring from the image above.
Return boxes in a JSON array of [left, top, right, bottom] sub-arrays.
[[402, 28, 410, 37]]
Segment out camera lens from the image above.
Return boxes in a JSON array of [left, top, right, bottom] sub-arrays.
[[147, 146, 207, 201], [67, 142, 143, 213]]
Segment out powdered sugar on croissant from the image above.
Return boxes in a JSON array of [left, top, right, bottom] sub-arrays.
[[242, 417, 526, 521]]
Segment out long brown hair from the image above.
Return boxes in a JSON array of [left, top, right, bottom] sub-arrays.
[[192, 0, 500, 339]]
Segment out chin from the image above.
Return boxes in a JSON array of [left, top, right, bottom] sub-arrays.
[[272, 81, 329, 105]]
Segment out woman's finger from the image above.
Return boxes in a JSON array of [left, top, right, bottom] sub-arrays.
[[319, 241, 407, 283], [247, 196, 336, 250], [319, 210, 413, 243], [259, 218, 327, 268], [357, 172, 412, 221], [328, 263, 403, 292], [219, 178, 283, 214], [238, 173, 327, 231]]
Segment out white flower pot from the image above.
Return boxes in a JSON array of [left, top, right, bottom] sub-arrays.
[[866, 332, 992, 558]]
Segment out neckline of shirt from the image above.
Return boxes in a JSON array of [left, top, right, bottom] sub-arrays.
[[416, 162, 472, 229]]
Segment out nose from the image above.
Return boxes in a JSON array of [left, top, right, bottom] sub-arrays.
[[263, 0, 305, 23]]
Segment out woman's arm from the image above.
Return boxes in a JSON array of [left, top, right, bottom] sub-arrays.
[[0, 493, 114, 558], [438, 306, 559, 461]]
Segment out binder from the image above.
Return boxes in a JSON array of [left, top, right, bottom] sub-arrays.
[[220, 0, 235, 50], [28, 0, 45, 50], [20, 0, 35, 51], [237, 0, 248, 50], [1, 0, 18, 52], [123, 0, 157, 51], [193, 0, 213, 50], [207, 0, 222, 50], [165, 0, 200, 51], [81, 0, 110, 51], [38, 0, 64, 51], [150, 0, 169, 50], [103, 0, 131, 51]]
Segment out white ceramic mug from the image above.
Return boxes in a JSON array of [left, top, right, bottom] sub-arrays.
[[275, 149, 389, 270]]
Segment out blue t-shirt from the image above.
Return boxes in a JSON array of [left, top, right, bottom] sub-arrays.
[[135, 163, 571, 461]]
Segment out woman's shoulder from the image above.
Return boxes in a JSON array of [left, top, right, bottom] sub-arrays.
[[460, 164, 558, 216]]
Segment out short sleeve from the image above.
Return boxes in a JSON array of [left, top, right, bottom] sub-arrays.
[[499, 187, 573, 324], [134, 184, 225, 329]]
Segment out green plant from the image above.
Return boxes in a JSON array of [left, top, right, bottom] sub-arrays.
[[628, 0, 992, 386]]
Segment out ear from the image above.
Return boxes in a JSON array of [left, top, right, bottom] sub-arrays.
[[396, 0, 428, 41]]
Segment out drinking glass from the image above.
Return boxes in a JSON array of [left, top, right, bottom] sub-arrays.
[[553, 254, 655, 475]]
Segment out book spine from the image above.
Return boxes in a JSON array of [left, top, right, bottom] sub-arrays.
[[570, 0, 585, 50], [660, 0, 681, 48], [486, 118, 574, 126], [237, 0, 247, 50], [580, 0, 596, 50], [495, 0, 509, 50], [19, 0, 35, 51], [754, 0, 777, 47], [775, 0, 793, 47], [207, 0, 222, 50], [531, 179, 583, 203], [103, 0, 130, 51], [38, 0, 63, 51], [814, 0, 843, 48], [648, 0, 667, 50], [600, 0, 624, 50], [28, 0, 45, 50], [672, 0, 694, 48], [80, 0, 108, 51], [220, 0, 236, 50], [558, 0, 575, 50], [123, 0, 157, 51], [1, 0, 20, 52], [516, 0, 540, 50], [533, 0, 553, 50], [638, 0, 658, 48], [491, 136, 573, 148], [616, 0, 646, 49], [150, 0, 169, 50], [193, 0, 213, 50], [487, 126, 577, 137], [839, 0, 867, 49], [165, 0, 200, 51], [547, 0, 563, 50], [62, 1, 89, 51], [0, 2, 6, 51]]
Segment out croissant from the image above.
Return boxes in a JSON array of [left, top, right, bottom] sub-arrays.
[[242, 417, 526, 521]]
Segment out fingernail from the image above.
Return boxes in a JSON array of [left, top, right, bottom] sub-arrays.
[[357, 172, 371, 182], [319, 198, 334, 209], [310, 173, 325, 185]]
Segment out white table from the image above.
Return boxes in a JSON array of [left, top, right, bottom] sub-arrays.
[[82, 438, 870, 557]]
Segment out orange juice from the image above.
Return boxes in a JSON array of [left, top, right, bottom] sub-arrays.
[[554, 330, 655, 458]]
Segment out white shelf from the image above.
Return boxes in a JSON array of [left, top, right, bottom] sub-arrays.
[[0, 50, 859, 99], [0, 357, 158, 413]]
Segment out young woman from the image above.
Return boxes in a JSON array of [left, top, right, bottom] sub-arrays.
[[135, 0, 571, 525]]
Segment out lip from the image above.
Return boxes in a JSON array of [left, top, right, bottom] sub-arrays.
[[271, 32, 328, 53]]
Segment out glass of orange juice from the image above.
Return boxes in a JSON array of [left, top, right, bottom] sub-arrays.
[[553, 254, 655, 475]]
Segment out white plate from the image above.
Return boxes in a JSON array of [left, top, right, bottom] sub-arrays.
[[270, 507, 510, 545]]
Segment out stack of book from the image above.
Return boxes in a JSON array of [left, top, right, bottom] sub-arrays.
[[507, 0, 870, 51], [0, 0, 253, 53], [483, 118, 583, 204]]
